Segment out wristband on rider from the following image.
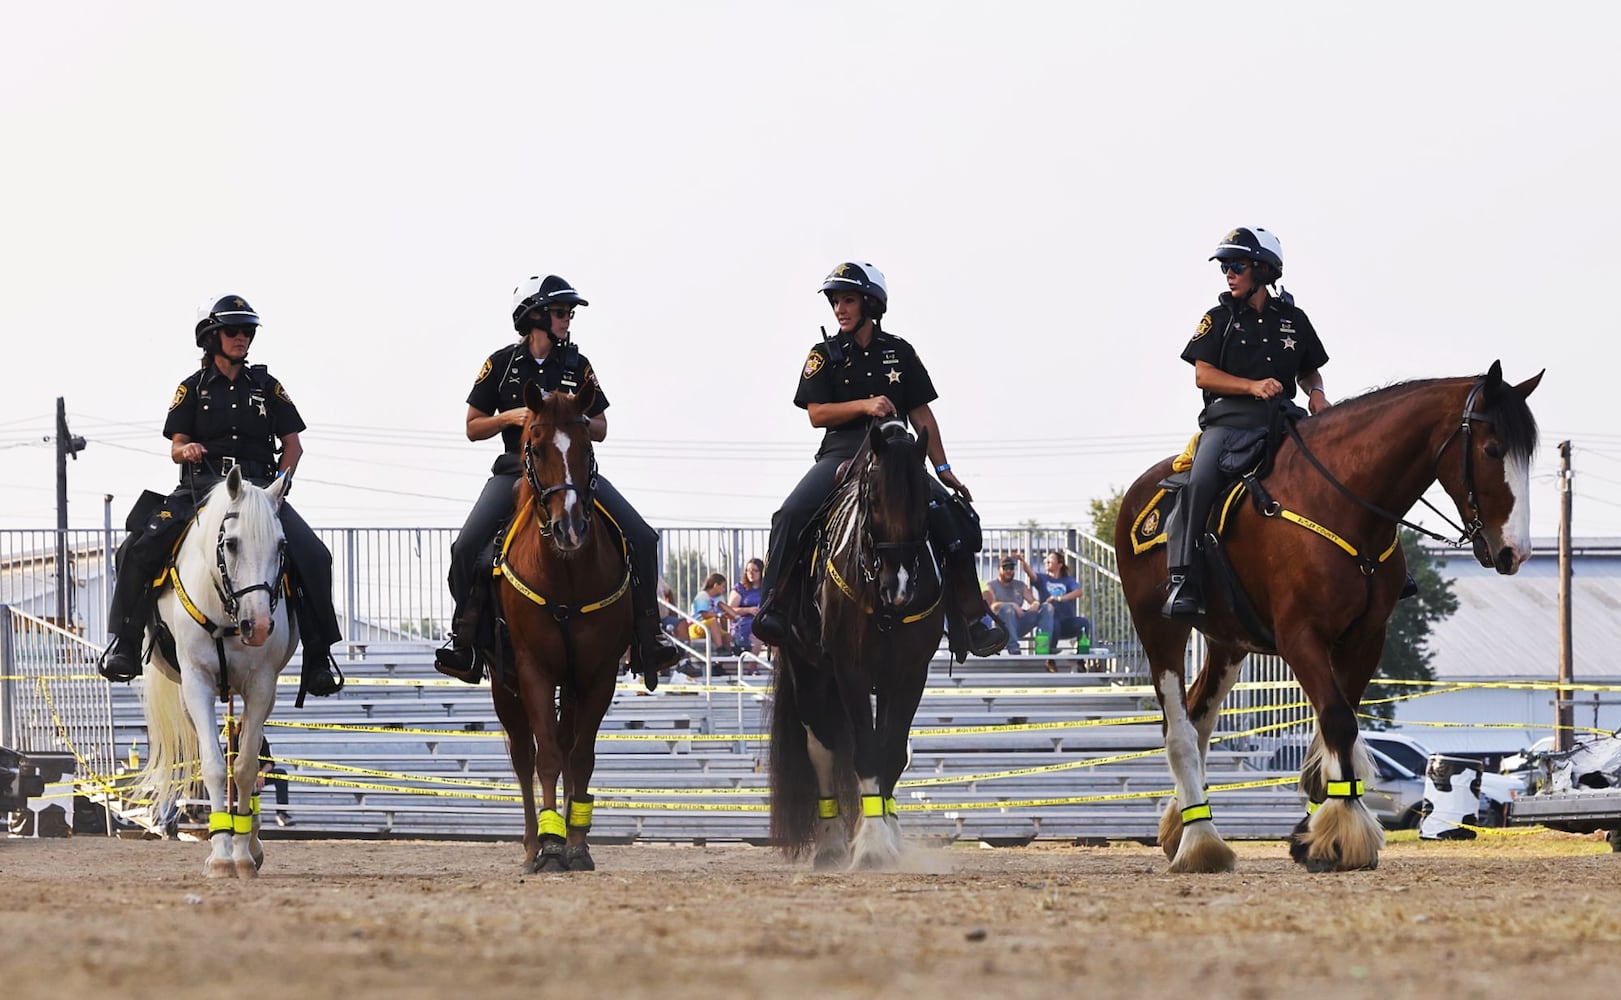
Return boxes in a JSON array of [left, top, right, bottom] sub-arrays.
[[935, 463, 951, 474], [1308, 385, 1325, 395]]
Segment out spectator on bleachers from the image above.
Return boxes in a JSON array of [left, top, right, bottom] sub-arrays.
[[690, 572, 737, 654], [728, 558, 765, 658], [983, 557, 1043, 654], [257, 737, 294, 827], [1018, 550, 1092, 651], [658, 579, 681, 637]]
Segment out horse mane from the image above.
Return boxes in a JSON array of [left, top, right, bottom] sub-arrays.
[[1306, 373, 1539, 464], [867, 419, 924, 532], [198, 475, 281, 552]]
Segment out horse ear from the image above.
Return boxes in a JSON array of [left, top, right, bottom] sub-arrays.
[[1480, 360, 1506, 407], [573, 379, 598, 415], [266, 472, 288, 509], [226, 465, 242, 499], [869, 419, 886, 453], [914, 425, 932, 463], [523, 381, 546, 414], [1513, 368, 1545, 400]]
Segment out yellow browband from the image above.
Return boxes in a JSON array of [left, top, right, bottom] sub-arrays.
[[496, 495, 631, 614]]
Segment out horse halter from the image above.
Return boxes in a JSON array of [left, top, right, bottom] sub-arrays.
[[213, 510, 287, 624], [1427, 380, 1495, 559], [521, 416, 597, 538]]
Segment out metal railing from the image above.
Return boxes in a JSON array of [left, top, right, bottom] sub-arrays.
[[0, 605, 116, 780]]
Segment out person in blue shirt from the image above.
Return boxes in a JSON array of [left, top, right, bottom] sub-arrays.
[[1016, 550, 1090, 648]]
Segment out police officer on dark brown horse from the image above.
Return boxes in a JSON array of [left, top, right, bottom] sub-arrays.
[[751, 261, 1008, 659], [434, 274, 683, 686], [98, 295, 345, 698], [1164, 228, 1331, 619]]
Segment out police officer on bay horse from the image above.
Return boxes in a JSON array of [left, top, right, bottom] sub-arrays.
[[434, 274, 683, 687], [751, 261, 1009, 659], [98, 295, 346, 698], [1164, 228, 1331, 618]]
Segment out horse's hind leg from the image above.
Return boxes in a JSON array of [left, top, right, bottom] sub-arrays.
[[873, 655, 929, 859], [1286, 634, 1384, 872], [494, 681, 539, 872], [837, 664, 900, 871], [1158, 643, 1247, 865], [1148, 645, 1238, 874]]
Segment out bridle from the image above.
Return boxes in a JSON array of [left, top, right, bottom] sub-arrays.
[[214, 510, 288, 623], [847, 448, 938, 630], [521, 415, 597, 538]]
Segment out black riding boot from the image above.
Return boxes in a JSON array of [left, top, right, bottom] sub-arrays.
[[99, 533, 164, 682], [629, 608, 682, 692], [434, 579, 489, 685], [1162, 566, 1206, 620], [292, 599, 345, 704], [942, 559, 1008, 660]]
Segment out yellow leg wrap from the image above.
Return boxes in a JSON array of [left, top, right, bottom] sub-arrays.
[[861, 795, 885, 819], [817, 797, 840, 820], [250, 795, 261, 816], [1181, 802, 1214, 824], [1325, 780, 1365, 799], [538, 809, 566, 839], [209, 811, 233, 835], [232, 812, 254, 835], [885, 797, 898, 818], [567, 799, 594, 830], [1307, 800, 1321, 814]]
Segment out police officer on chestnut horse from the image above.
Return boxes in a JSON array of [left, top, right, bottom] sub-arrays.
[[98, 295, 345, 701], [752, 261, 1008, 660], [1163, 228, 1330, 619], [434, 274, 683, 688]]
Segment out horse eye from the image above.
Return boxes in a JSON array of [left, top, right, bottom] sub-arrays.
[[1484, 442, 1503, 460], [224, 539, 238, 554]]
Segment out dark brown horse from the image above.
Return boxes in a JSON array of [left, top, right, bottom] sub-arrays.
[[489, 381, 633, 873], [769, 419, 946, 869], [1114, 362, 1541, 873]]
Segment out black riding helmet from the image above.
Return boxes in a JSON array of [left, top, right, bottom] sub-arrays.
[[195, 294, 261, 350], [511, 274, 589, 334], [820, 261, 889, 322]]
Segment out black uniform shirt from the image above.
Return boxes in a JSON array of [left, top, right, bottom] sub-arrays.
[[794, 329, 938, 460], [466, 340, 610, 455], [1181, 293, 1329, 407], [162, 364, 305, 466]]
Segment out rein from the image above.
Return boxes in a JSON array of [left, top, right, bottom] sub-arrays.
[[819, 452, 940, 631]]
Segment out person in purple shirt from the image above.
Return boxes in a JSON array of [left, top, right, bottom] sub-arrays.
[[1016, 550, 1091, 648]]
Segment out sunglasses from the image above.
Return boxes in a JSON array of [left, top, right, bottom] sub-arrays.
[[546, 307, 576, 319], [221, 328, 257, 339], [1218, 261, 1250, 276]]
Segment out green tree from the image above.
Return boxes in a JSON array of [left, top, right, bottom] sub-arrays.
[[1089, 487, 1126, 544], [1364, 529, 1459, 726]]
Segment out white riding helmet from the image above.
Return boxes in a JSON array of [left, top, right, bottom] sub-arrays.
[[1210, 227, 1284, 272]]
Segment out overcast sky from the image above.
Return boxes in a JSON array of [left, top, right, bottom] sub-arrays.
[[3, 3, 1617, 543]]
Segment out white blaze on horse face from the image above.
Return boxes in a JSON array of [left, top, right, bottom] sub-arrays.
[[553, 429, 579, 520], [1497, 451, 1534, 569]]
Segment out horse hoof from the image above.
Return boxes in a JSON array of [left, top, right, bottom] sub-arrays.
[[537, 854, 567, 873], [235, 859, 260, 880], [563, 844, 595, 872], [206, 859, 237, 879], [812, 850, 849, 872]]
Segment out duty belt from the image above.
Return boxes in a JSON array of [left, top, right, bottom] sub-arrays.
[[199, 456, 275, 480]]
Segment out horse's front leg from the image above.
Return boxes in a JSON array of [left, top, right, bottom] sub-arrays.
[[1286, 632, 1384, 872], [1153, 660, 1236, 874], [517, 653, 566, 873], [793, 663, 851, 872], [179, 666, 236, 878], [1159, 644, 1247, 866], [493, 681, 539, 872], [873, 652, 929, 858], [556, 653, 618, 872], [837, 663, 898, 871], [230, 674, 277, 879]]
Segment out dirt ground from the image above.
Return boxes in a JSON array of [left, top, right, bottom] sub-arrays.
[[2, 830, 1617, 1000]]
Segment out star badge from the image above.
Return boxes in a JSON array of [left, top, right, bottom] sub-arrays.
[[1282, 336, 1297, 350], [886, 369, 902, 384]]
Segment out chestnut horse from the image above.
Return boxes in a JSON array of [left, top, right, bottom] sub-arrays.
[[489, 381, 633, 873], [769, 419, 945, 869], [1114, 362, 1541, 873]]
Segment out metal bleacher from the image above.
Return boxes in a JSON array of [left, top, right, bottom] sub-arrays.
[[107, 640, 1308, 845]]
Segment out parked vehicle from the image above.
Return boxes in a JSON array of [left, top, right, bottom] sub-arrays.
[[1360, 732, 1525, 829]]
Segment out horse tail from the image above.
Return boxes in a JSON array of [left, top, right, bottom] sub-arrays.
[[136, 662, 201, 819], [768, 650, 818, 854]]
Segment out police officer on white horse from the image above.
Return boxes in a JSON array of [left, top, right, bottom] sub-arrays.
[[98, 295, 345, 699]]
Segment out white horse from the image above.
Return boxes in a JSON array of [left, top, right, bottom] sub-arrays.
[[136, 467, 297, 878]]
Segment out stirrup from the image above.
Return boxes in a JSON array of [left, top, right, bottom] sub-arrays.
[[433, 642, 483, 684], [301, 649, 345, 696], [97, 640, 143, 683]]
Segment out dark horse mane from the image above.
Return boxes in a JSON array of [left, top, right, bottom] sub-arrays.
[[1301, 373, 1540, 464]]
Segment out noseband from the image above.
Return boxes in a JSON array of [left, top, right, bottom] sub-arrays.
[[521, 416, 597, 538]]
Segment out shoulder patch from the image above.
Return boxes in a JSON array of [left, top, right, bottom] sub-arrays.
[[475, 357, 493, 384], [169, 384, 187, 411], [582, 362, 598, 386], [274, 382, 293, 404], [802, 350, 825, 379], [1191, 313, 1213, 341]]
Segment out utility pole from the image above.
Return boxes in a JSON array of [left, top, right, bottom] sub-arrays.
[[54, 397, 87, 629], [1556, 440, 1574, 752]]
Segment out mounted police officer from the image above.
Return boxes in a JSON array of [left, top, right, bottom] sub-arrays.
[[98, 295, 346, 698], [1165, 228, 1331, 619], [434, 274, 683, 687], [751, 262, 1009, 659]]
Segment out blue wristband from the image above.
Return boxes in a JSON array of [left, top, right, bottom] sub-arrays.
[[935, 463, 951, 474]]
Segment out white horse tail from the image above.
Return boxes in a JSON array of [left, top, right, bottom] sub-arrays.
[[136, 666, 201, 817]]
